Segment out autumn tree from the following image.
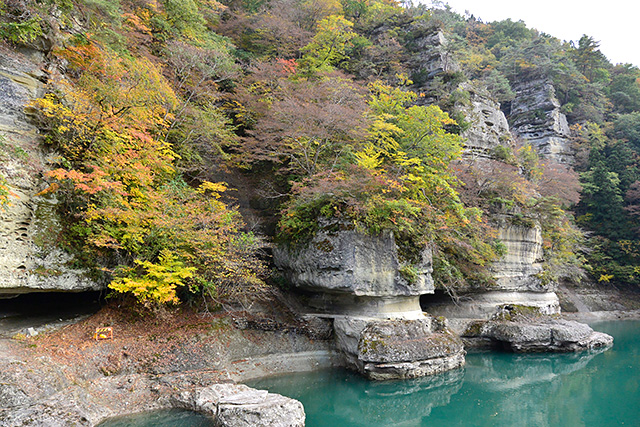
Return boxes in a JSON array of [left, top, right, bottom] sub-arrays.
[[279, 80, 502, 291], [33, 32, 266, 306], [244, 66, 369, 176], [300, 15, 357, 72]]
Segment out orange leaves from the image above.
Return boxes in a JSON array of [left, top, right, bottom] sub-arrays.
[[47, 166, 126, 196], [35, 183, 60, 197], [122, 12, 153, 36], [56, 37, 108, 76], [276, 58, 298, 75], [30, 23, 269, 306], [55, 37, 177, 132]]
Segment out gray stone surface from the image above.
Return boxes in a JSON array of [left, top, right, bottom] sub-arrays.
[[334, 316, 465, 380], [423, 219, 559, 321], [510, 78, 574, 164], [0, 384, 31, 410], [302, 293, 424, 318], [490, 222, 548, 292], [463, 318, 613, 353], [274, 225, 433, 297], [363, 351, 465, 381], [425, 291, 560, 321], [408, 26, 459, 83], [178, 384, 306, 427], [457, 82, 512, 158], [2, 377, 305, 427], [0, 49, 100, 295]]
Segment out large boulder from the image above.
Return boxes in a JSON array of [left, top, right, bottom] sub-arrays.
[[179, 384, 305, 427], [464, 317, 613, 353], [458, 304, 613, 352], [334, 316, 465, 380]]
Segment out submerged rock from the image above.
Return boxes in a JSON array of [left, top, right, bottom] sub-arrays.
[[460, 306, 613, 353]]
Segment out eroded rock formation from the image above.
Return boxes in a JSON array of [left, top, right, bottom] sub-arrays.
[[510, 78, 574, 164], [273, 224, 433, 317], [334, 316, 464, 380], [0, 49, 99, 296], [420, 217, 613, 352], [461, 308, 613, 352], [274, 222, 465, 379], [175, 384, 305, 427], [424, 219, 559, 320], [457, 82, 512, 158]]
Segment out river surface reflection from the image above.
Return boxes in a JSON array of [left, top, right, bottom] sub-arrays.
[[249, 321, 640, 427]]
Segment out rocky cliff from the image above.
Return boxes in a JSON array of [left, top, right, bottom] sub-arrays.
[[423, 216, 559, 318], [0, 48, 99, 296], [273, 223, 433, 317], [456, 81, 512, 158], [510, 78, 574, 164]]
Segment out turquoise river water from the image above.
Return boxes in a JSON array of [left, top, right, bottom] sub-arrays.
[[99, 321, 639, 426], [250, 321, 640, 427]]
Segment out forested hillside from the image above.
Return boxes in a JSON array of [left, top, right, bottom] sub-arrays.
[[1, 0, 639, 306]]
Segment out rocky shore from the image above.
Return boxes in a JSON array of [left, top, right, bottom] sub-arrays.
[[0, 302, 336, 427], [2, 373, 305, 427]]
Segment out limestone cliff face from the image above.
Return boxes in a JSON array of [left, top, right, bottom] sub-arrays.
[[456, 82, 511, 158], [424, 219, 560, 319], [408, 27, 458, 77], [510, 78, 574, 163], [0, 48, 99, 295], [491, 222, 545, 292], [273, 224, 433, 299]]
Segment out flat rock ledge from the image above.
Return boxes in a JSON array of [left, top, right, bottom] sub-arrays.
[[0, 376, 304, 427], [335, 316, 466, 380], [173, 384, 305, 427], [462, 318, 613, 352]]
